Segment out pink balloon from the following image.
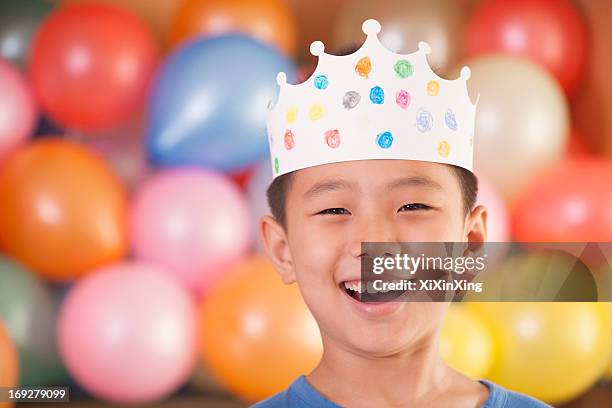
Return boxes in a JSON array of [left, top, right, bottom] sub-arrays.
[[476, 175, 510, 241], [129, 168, 252, 298], [58, 262, 196, 404], [0, 60, 36, 160]]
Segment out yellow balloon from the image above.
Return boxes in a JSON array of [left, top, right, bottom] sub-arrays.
[[467, 302, 611, 405], [602, 303, 612, 380], [439, 305, 494, 379]]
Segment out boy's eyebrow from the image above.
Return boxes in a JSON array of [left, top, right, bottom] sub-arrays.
[[385, 176, 443, 192], [303, 179, 361, 199], [303, 176, 442, 199]]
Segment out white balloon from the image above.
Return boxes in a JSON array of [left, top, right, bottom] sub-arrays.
[[462, 55, 569, 201]]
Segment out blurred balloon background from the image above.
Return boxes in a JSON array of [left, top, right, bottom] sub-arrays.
[[0, 0, 611, 406]]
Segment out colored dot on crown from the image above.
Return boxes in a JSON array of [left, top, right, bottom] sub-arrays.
[[286, 106, 297, 124], [370, 86, 384, 104], [355, 56, 371, 78], [325, 129, 341, 149], [394, 60, 413, 78], [416, 108, 433, 132], [437, 141, 450, 158], [427, 80, 440, 96], [376, 131, 393, 149], [445, 109, 458, 131], [309, 104, 325, 120], [284, 130, 295, 150], [343, 91, 361, 109], [314, 74, 329, 90], [396, 90, 410, 110]]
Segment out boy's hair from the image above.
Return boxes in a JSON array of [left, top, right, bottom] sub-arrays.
[[266, 165, 479, 230]]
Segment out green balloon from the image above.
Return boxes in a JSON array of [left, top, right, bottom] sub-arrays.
[[0, 0, 54, 69], [0, 256, 68, 386]]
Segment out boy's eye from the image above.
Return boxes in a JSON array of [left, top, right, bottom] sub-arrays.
[[318, 208, 350, 215], [399, 203, 431, 212]]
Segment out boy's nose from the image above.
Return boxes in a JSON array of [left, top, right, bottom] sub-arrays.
[[347, 215, 402, 258]]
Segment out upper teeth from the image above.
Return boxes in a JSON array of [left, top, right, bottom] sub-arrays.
[[344, 281, 364, 293], [344, 281, 406, 294]]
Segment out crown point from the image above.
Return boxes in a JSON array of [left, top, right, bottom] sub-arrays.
[[362, 19, 381, 36], [310, 41, 325, 56], [276, 72, 287, 85], [418, 41, 431, 54], [460, 66, 471, 80]]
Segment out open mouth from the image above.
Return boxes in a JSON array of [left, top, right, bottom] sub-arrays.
[[340, 280, 408, 303]]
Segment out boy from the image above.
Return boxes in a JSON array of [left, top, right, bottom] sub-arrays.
[[255, 19, 551, 407]]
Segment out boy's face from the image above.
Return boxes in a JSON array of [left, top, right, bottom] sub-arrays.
[[260, 159, 487, 356]]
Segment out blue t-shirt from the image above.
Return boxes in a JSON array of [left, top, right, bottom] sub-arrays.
[[251, 375, 552, 407]]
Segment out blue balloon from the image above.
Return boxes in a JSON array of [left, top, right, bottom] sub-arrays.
[[147, 35, 296, 172]]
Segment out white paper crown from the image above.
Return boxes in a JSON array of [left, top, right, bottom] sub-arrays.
[[266, 18, 479, 179]]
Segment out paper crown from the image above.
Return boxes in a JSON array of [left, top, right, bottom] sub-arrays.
[[265, 18, 479, 179]]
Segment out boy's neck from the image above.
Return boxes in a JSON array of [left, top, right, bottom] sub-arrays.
[[306, 334, 489, 407]]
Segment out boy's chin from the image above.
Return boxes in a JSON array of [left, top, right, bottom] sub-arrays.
[[339, 324, 422, 357]]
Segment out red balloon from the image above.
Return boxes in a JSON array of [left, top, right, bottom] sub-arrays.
[[29, 4, 159, 131], [466, 0, 588, 95], [566, 127, 590, 157], [512, 158, 612, 241]]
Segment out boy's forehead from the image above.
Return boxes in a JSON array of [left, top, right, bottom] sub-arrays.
[[292, 159, 456, 195]]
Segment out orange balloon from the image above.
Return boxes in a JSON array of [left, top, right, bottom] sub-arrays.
[[0, 139, 127, 281], [167, 0, 297, 56], [0, 321, 18, 408], [198, 256, 322, 402]]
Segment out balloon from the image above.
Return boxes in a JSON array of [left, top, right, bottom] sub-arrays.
[[439, 305, 494, 379], [60, 0, 180, 41], [0, 321, 18, 408], [58, 262, 197, 404], [0, 60, 36, 161], [566, 127, 590, 157], [466, 0, 588, 96], [333, 0, 468, 73], [198, 256, 322, 402], [0, 139, 127, 281], [129, 169, 252, 298], [286, 0, 347, 61], [246, 158, 273, 253], [29, 4, 158, 131], [475, 176, 510, 242], [68, 117, 150, 191], [468, 303, 611, 404], [460, 55, 568, 202], [0, 0, 53, 69], [168, 0, 297, 56], [147, 34, 295, 172], [0, 256, 68, 386], [571, 0, 612, 159], [512, 158, 612, 242]]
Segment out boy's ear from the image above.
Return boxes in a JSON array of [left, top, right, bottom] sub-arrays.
[[259, 214, 296, 284], [465, 204, 487, 250]]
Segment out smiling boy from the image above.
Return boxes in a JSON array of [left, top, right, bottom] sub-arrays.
[[255, 19, 550, 408]]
